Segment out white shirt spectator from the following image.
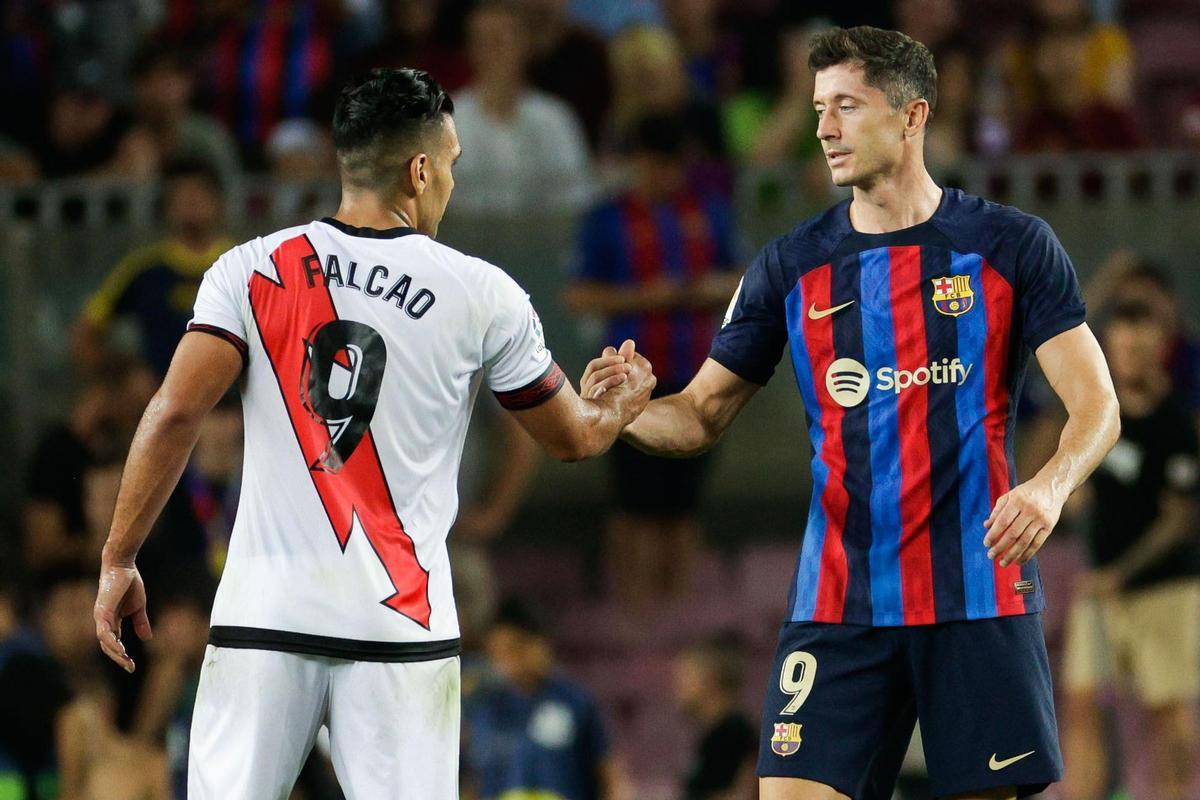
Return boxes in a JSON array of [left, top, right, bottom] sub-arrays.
[[451, 88, 592, 215]]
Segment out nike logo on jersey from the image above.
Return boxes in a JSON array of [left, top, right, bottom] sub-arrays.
[[989, 751, 1035, 771], [808, 300, 855, 320]]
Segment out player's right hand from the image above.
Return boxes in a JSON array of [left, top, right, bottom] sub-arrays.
[[94, 560, 153, 673]]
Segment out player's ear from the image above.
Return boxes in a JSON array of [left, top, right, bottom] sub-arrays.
[[904, 98, 930, 138], [409, 152, 429, 195]]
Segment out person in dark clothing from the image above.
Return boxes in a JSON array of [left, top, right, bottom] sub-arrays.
[[464, 599, 629, 800], [1061, 301, 1200, 800], [674, 634, 757, 800]]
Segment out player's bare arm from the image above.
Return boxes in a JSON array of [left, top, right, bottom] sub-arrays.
[[983, 323, 1120, 567], [94, 332, 242, 672], [509, 339, 656, 462], [582, 355, 758, 458]]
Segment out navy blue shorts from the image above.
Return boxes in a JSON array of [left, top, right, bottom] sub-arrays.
[[757, 613, 1062, 799]]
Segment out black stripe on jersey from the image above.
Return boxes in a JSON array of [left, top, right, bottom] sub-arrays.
[[187, 323, 249, 369], [319, 217, 422, 240], [832, 251, 874, 623], [494, 362, 567, 410], [208, 626, 461, 662], [919, 245, 967, 620]]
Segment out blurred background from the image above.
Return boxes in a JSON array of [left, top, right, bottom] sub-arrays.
[[1, 0, 1199, 799]]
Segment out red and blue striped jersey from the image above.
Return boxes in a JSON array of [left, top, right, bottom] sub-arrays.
[[711, 189, 1086, 626], [576, 191, 737, 391]]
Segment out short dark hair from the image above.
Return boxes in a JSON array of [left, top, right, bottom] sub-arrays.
[[132, 43, 189, 79], [489, 596, 547, 638], [332, 68, 454, 190], [809, 26, 937, 112], [162, 154, 224, 197]]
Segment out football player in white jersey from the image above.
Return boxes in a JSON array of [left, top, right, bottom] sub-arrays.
[[92, 67, 655, 799]]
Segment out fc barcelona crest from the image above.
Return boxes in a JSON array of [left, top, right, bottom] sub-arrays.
[[771, 722, 804, 756], [931, 275, 975, 317]]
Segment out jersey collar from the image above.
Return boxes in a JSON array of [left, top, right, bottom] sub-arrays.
[[319, 217, 422, 239]]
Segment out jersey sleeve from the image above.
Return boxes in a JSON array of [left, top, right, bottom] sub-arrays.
[[188, 252, 250, 363], [1015, 218, 1087, 350], [707, 238, 788, 385], [482, 271, 564, 410]]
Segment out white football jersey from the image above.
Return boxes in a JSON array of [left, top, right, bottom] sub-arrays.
[[188, 218, 562, 660]]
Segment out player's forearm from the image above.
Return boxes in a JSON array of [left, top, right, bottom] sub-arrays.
[[1031, 394, 1120, 505], [621, 392, 718, 458], [101, 393, 206, 565]]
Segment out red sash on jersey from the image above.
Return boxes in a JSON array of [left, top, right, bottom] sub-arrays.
[[249, 234, 432, 629]]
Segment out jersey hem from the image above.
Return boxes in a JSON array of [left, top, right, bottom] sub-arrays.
[[208, 626, 461, 662], [786, 604, 1044, 627]]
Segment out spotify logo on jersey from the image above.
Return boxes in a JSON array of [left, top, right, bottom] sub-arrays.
[[825, 358, 870, 408]]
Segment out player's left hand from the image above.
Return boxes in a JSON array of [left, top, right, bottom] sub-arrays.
[[983, 478, 1065, 567]]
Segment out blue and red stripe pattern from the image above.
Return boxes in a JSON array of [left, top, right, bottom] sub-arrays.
[[710, 189, 1087, 626], [575, 191, 737, 392]]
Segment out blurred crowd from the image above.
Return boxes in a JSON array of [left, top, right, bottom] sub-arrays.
[[2, 0, 1200, 197], [2, 1, 1200, 799]]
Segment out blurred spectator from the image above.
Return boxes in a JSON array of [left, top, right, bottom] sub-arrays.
[[349, 0, 470, 92], [0, 567, 95, 800], [23, 354, 156, 574], [0, 1, 53, 149], [75, 156, 233, 376], [566, 0, 664, 38], [1061, 302, 1200, 800], [267, 118, 338, 220], [662, 0, 741, 102], [128, 571, 215, 798], [1085, 252, 1200, 426], [521, 0, 612, 150], [564, 114, 740, 611], [452, 403, 540, 648], [182, 392, 244, 576], [131, 44, 242, 188], [891, 0, 974, 172], [722, 21, 827, 166], [29, 69, 154, 180], [57, 677, 170, 800], [674, 634, 757, 800], [451, 0, 592, 215], [1008, 0, 1141, 151], [464, 599, 630, 800], [197, 0, 336, 166], [607, 25, 728, 195]]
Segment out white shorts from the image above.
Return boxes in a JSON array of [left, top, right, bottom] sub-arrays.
[[188, 645, 460, 799]]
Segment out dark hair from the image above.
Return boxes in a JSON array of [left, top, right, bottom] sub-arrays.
[[626, 112, 688, 156], [1107, 301, 1160, 327], [809, 26, 937, 112], [332, 68, 454, 189], [162, 155, 224, 196], [489, 596, 547, 638], [1123, 260, 1173, 292]]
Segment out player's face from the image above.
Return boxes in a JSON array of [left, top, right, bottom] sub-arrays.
[[417, 115, 460, 238], [813, 63, 908, 188]]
